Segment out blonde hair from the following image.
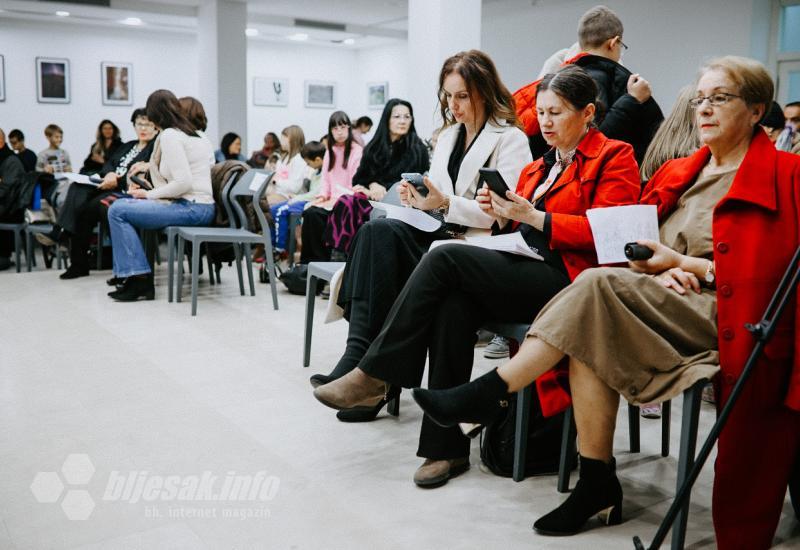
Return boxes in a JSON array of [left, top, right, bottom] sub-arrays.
[[701, 56, 774, 108], [640, 85, 700, 181], [281, 125, 305, 161]]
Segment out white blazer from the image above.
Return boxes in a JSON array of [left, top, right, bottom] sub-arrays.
[[428, 120, 532, 229]]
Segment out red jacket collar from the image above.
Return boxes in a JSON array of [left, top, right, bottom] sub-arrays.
[[524, 127, 607, 177]]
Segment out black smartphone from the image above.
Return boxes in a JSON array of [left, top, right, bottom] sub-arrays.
[[129, 175, 153, 190], [478, 168, 509, 196], [401, 172, 428, 197]]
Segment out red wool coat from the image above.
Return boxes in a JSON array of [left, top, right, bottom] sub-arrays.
[[511, 128, 641, 416]]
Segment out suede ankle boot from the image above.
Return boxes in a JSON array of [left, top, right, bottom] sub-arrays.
[[412, 368, 510, 428]]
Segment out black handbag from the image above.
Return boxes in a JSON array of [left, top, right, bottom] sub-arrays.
[[480, 388, 576, 478]]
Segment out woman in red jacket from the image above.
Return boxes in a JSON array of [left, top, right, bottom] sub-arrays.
[[313, 65, 641, 487], [414, 56, 800, 547]]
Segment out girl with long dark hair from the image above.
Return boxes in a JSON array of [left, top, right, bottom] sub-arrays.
[[80, 119, 123, 175], [214, 132, 246, 163]]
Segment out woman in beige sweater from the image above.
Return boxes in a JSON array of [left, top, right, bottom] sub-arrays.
[[107, 89, 215, 301]]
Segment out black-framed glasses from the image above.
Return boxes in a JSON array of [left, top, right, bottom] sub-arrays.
[[689, 93, 743, 109], [618, 39, 628, 50]]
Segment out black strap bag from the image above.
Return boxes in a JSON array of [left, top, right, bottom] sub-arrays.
[[480, 388, 577, 478]]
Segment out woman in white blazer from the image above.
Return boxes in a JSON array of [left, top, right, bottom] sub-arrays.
[[311, 51, 531, 408]]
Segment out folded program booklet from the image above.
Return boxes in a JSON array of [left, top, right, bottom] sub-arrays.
[[429, 232, 543, 261]]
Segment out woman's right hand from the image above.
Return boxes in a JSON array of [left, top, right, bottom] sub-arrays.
[[98, 173, 118, 191], [398, 181, 411, 206], [476, 184, 503, 221], [129, 161, 149, 176]]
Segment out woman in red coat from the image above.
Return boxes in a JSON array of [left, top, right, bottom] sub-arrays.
[[313, 65, 641, 487], [414, 56, 800, 547]]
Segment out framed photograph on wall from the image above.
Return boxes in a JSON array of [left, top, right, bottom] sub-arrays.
[[367, 82, 388, 109], [101, 62, 133, 106], [304, 80, 336, 108], [36, 57, 70, 103], [253, 77, 289, 107], [0, 55, 5, 102]]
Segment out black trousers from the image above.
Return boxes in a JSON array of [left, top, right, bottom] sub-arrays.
[[359, 243, 570, 460], [68, 191, 114, 271], [57, 183, 99, 234], [300, 206, 331, 264], [0, 211, 24, 258]]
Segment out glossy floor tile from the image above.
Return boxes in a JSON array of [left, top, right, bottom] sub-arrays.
[[1, 257, 798, 549]]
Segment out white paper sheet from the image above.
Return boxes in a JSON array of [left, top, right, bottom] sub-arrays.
[[54, 172, 97, 185], [587, 204, 659, 263], [429, 232, 544, 261], [248, 172, 269, 192], [368, 201, 442, 233]]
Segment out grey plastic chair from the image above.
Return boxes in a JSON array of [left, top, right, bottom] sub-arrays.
[[25, 224, 67, 271], [170, 169, 279, 316], [303, 261, 346, 367], [0, 222, 25, 273]]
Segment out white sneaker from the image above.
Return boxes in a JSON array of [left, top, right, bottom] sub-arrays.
[[483, 336, 509, 359]]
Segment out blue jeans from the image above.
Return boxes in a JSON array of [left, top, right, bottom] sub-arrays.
[[108, 198, 215, 277], [270, 200, 307, 250]]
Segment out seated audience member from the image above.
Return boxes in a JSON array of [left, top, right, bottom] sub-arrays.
[[269, 141, 325, 252], [778, 101, 800, 153], [515, 5, 663, 162], [413, 57, 800, 548], [760, 101, 786, 143], [248, 132, 281, 168], [55, 109, 158, 279], [351, 116, 373, 146], [266, 153, 279, 172], [299, 111, 363, 264], [0, 128, 26, 271], [323, 98, 430, 258], [214, 132, 246, 163], [265, 125, 307, 204], [36, 124, 72, 174], [106, 90, 215, 301], [178, 96, 209, 135], [313, 67, 641, 486], [8, 129, 38, 173], [639, 85, 700, 181], [80, 120, 123, 175], [307, 50, 532, 391]]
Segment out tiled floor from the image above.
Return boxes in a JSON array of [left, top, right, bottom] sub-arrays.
[[1, 258, 798, 549]]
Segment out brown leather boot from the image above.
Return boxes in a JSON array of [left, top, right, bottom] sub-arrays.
[[313, 368, 389, 410]]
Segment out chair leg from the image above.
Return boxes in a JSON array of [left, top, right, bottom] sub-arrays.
[[26, 229, 33, 272], [263, 239, 278, 309], [628, 403, 641, 453], [205, 243, 215, 286], [96, 223, 103, 271], [167, 229, 175, 303], [558, 406, 577, 493], [176, 236, 185, 303], [662, 399, 672, 457], [13, 227, 21, 273], [303, 274, 318, 367], [671, 383, 704, 550], [191, 239, 200, 316], [234, 243, 245, 296], [244, 243, 255, 296], [513, 384, 533, 482]]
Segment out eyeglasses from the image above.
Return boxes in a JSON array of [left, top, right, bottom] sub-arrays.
[[618, 39, 628, 50], [689, 93, 742, 109], [391, 114, 413, 121]]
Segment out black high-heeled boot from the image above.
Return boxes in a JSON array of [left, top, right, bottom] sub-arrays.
[[336, 386, 401, 422], [310, 298, 373, 388], [533, 455, 622, 536], [109, 274, 155, 301], [412, 368, 510, 428]]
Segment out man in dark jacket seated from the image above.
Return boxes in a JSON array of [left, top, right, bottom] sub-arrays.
[[0, 128, 27, 270], [517, 5, 664, 163]]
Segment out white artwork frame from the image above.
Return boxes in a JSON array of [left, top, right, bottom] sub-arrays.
[[304, 80, 336, 108], [367, 81, 388, 109], [253, 77, 289, 107], [36, 57, 70, 104], [101, 62, 133, 106]]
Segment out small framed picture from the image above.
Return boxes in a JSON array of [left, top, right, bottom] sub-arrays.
[[0, 55, 5, 102], [367, 82, 389, 109], [254, 77, 289, 107], [36, 57, 70, 103], [304, 80, 336, 108], [101, 62, 133, 106]]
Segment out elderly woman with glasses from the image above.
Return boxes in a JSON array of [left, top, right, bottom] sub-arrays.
[[414, 56, 800, 548]]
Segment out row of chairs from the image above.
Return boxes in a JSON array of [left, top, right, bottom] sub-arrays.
[[0, 221, 104, 273]]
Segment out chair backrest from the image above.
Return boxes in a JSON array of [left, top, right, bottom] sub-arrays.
[[218, 171, 241, 229], [229, 169, 274, 233]]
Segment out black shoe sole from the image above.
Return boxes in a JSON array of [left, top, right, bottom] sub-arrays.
[[414, 461, 470, 489]]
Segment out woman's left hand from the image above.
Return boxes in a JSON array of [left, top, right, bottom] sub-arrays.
[[628, 239, 683, 274], [490, 189, 541, 226], [406, 176, 446, 210], [654, 267, 701, 295], [129, 189, 148, 199], [368, 183, 386, 201]]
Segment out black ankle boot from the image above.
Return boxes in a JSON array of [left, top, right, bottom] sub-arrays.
[[309, 298, 373, 389], [109, 275, 154, 302], [411, 368, 510, 428], [533, 456, 622, 536]]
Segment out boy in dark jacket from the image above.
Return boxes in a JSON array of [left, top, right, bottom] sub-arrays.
[[516, 5, 663, 163]]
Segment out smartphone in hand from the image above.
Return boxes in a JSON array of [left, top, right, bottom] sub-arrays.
[[401, 172, 429, 197], [478, 168, 509, 197]]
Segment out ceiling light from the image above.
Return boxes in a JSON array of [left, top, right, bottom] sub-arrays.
[[287, 33, 309, 41], [245, 28, 259, 37], [55, 10, 70, 17], [343, 38, 355, 45], [120, 17, 143, 26]]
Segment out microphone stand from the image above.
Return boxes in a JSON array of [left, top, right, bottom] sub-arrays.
[[633, 245, 800, 550]]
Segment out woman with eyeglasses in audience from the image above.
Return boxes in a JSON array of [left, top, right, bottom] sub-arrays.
[[309, 50, 532, 404], [313, 65, 641, 487], [413, 56, 800, 548], [105, 89, 215, 301]]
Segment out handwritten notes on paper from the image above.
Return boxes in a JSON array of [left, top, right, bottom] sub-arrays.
[[587, 205, 659, 263]]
